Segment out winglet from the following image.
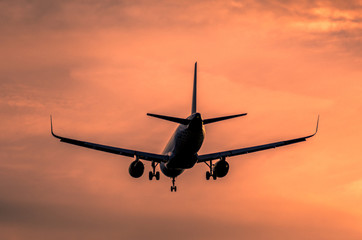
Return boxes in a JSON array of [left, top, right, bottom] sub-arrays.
[[315, 115, 319, 135], [50, 115, 60, 138], [307, 115, 319, 138], [50, 115, 53, 134]]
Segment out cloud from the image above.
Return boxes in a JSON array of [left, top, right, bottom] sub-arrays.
[[1, 0, 361, 60], [1, 0, 362, 239]]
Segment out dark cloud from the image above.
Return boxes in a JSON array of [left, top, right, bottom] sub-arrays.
[[1, 0, 362, 29], [1, 197, 361, 240], [0, 0, 219, 31], [1, 0, 361, 59]]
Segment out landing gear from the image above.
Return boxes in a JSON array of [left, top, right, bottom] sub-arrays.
[[148, 161, 160, 181], [205, 160, 217, 180], [170, 177, 177, 192], [206, 171, 211, 180]]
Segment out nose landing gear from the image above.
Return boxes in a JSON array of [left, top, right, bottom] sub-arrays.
[[149, 161, 160, 180], [170, 177, 177, 192]]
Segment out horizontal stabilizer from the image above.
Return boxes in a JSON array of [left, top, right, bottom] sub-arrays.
[[203, 113, 247, 125], [147, 113, 191, 125]]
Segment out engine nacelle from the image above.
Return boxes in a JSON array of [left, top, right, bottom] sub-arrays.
[[213, 160, 229, 178], [128, 160, 144, 178]]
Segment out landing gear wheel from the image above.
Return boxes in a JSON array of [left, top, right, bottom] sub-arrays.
[[170, 177, 177, 192], [149, 171, 153, 180], [212, 173, 217, 180], [206, 171, 211, 180], [205, 160, 218, 181], [149, 162, 160, 181]]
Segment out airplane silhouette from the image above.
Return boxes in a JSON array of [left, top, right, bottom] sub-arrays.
[[51, 62, 318, 192]]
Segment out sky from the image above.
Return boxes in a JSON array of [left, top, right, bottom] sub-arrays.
[[1, 0, 362, 239]]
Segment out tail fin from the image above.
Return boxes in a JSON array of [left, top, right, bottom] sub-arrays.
[[203, 113, 247, 124], [192, 62, 197, 114]]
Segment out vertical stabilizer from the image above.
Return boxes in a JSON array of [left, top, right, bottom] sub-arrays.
[[192, 62, 197, 114]]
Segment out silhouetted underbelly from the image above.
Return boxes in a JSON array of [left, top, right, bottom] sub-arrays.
[[160, 162, 184, 178]]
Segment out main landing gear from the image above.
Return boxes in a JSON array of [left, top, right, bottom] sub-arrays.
[[149, 161, 160, 180], [205, 160, 217, 180], [170, 177, 177, 192]]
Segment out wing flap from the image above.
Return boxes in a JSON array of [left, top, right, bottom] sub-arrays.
[[198, 137, 307, 162], [51, 116, 168, 163], [198, 116, 319, 162]]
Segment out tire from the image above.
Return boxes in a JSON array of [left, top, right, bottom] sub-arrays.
[[155, 171, 160, 180], [212, 173, 217, 180], [149, 171, 153, 180], [206, 171, 211, 180]]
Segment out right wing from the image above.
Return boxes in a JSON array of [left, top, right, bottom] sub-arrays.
[[50, 116, 168, 163], [198, 116, 319, 162]]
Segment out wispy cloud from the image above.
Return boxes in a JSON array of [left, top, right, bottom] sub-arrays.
[[1, 0, 362, 239]]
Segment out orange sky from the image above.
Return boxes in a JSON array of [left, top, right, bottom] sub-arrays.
[[1, 0, 362, 239]]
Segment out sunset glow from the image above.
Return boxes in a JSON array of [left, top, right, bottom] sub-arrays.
[[1, 0, 362, 239]]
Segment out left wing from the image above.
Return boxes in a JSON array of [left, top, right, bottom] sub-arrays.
[[198, 116, 319, 162], [50, 116, 168, 163]]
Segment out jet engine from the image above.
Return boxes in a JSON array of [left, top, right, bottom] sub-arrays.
[[128, 160, 144, 178], [213, 160, 229, 178]]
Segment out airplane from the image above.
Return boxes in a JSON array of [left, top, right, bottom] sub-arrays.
[[51, 62, 319, 192]]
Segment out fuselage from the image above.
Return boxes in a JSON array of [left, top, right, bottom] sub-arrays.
[[160, 113, 205, 178]]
